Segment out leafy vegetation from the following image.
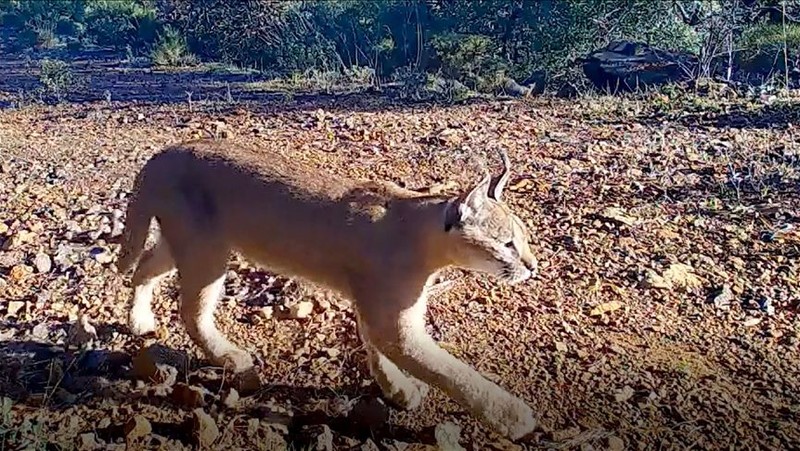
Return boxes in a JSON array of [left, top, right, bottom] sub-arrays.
[[2, 0, 800, 90], [150, 25, 196, 67], [38, 58, 75, 99], [84, 0, 158, 51]]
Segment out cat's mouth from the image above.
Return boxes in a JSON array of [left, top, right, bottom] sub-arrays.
[[500, 266, 532, 285]]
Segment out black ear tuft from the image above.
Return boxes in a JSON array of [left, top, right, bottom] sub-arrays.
[[444, 200, 461, 232]]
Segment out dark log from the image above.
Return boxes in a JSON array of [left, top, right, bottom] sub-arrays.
[[579, 40, 699, 93]]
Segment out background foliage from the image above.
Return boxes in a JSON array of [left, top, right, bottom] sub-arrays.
[[2, 0, 800, 91]]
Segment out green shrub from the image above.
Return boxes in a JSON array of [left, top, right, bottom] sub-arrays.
[[2, 0, 86, 39], [85, 0, 158, 51], [150, 26, 197, 67], [740, 23, 800, 52], [345, 66, 376, 85], [164, 0, 340, 74], [737, 23, 800, 77], [39, 58, 75, 99], [430, 32, 507, 93]]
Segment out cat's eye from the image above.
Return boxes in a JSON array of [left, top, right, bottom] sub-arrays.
[[504, 241, 515, 249]]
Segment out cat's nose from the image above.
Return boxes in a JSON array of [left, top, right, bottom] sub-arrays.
[[523, 255, 538, 278]]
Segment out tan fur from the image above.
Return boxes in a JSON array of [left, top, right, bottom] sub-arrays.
[[116, 139, 539, 440]]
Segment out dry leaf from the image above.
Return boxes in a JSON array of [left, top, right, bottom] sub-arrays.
[[599, 206, 637, 226], [509, 178, 533, 192], [589, 301, 623, 316], [743, 318, 762, 327]]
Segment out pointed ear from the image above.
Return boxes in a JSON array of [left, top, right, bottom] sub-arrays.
[[487, 149, 511, 201], [464, 172, 492, 209], [443, 173, 490, 231]]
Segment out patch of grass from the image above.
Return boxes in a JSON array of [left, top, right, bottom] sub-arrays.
[[150, 26, 198, 68], [30, 17, 59, 49], [344, 65, 376, 86], [203, 62, 261, 76]]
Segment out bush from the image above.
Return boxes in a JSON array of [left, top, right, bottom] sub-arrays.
[[737, 23, 800, 79], [39, 58, 75, 99], [5, 0, 800, 93], [181, 1, 344, 74], [345, 66, 376, 86], [1, 0, 86, 46], [430, 32, 507, 92], [150, 26, 197, 67], [29, 17, 59, 48], [84, 0, 158, 51]]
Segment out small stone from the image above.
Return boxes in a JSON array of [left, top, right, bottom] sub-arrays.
[[607, 436, 625, 451], [301, 424, 334, 451], [434, 421, 466, 451], [662, 263, 703, 291], [642, 270, 670, 289], [77, 432, 102, 450], [257, 306, 274, 319], [342, 436, 361, 448], [111, 219, 125, 237], [223, 388, 240, 408], [33, 253, 52, 273], [9, 264, 32, 281], [131, 344, 188, 384], [349, 398, 389, 432], [89, 247, 113, 264], [31, 322, 50, 340], [2, 230, 36, 250], [233, 368, 262, 395], [123, 415, 152, 441], [7, 300, 25, 316], [67, 314, 98, 348], [289, 301, 314, 319], [246, 419, 288, 449], [614, 385, 635, 403], [53, 387, 77, 404], [711, 284, 733, 310], [171, 383, 206, 408], [361, 439, 380, 451], [743, 317, 762, 327], [246, 418, 260, 436], [190, 408, 219, 447], [0, 222, 7, 234]]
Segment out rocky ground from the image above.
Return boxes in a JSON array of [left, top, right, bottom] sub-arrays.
[[0, 49, 799, 450]]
